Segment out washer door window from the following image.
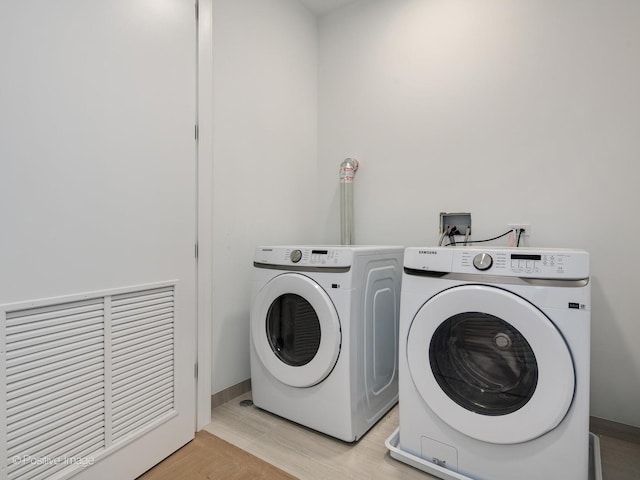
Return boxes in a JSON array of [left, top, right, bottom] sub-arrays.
[[252, 273, 341, 388], [429, 312, 538, 416], [407, 284, 575, 445]]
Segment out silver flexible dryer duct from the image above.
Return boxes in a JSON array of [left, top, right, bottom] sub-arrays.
[[339, 158, 359, 245]]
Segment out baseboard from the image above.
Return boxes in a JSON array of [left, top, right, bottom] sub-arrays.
[[590, 416, 640, 444], [211, 379, 252, 409]]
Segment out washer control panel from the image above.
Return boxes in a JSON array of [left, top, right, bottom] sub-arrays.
[[460, 251, 573, 276], [405, 247, 589, 279]]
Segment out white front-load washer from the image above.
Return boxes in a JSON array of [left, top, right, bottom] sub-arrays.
[[397, 247, 591, 480], [250, 245, 403, 442]]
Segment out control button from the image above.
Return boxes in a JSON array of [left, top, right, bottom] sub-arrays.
[[473, 253, 493, 271], [290, 249, 302, 263]]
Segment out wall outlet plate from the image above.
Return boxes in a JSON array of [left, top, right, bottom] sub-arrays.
[[508, 223, 530, 237]]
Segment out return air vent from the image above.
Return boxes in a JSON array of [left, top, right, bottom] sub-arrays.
[[4, 298, 106, 480], [1, 282, 176, 480], [111, 287, 175, 442]]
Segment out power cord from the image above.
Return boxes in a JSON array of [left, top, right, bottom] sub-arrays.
[[445, 229, 515, 247]]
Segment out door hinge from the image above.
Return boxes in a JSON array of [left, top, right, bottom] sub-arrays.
[[195, 123, 199, 141], [195, 243, 199, 259], [194, 362, 199, 379], [195, 0, 199, 20]]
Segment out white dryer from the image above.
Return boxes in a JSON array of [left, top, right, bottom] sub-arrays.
[[250, 245, 403, 442], [396, 247, 591, 480]]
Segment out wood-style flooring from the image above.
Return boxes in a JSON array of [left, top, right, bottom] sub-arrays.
[[203, 392, 640, 480], [138, 429, 296, 480], [139, 391, 640, 479]]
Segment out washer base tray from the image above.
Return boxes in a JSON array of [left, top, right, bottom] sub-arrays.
[[385, 427, 603, 480]]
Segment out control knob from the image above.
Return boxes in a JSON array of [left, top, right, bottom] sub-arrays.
[[473, 253, 493, 271], [290, 249, 302, 263]]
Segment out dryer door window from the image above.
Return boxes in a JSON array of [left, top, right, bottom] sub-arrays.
[[266, 293, 321, 367], [251, 273, 341, 388], [407, 284, 575, 445], [429, 312, 538, 416]]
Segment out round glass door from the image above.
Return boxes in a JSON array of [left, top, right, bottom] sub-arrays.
[[407, 284, 575, 444], [251, 273, 341, 388], [429, 312, 538, 416], [266, 293, 321, 367]]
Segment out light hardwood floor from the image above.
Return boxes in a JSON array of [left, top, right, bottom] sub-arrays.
[[205, 392, 640, 480]]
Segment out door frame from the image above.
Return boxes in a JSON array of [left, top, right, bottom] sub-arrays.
[[196, 0, 213, 430]]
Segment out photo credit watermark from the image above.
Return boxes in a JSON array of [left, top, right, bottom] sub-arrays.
[[11, 455, 95, 468]]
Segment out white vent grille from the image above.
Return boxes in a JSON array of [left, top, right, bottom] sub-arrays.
[[111, 287, 175, 442], [1, 283, 176, 480], [4, 299, 106, 480]]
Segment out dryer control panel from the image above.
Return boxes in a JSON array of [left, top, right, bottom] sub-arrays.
[[405, 247, 589, 280], [255, 245, 404, 269], [254, 246, 353, 268]]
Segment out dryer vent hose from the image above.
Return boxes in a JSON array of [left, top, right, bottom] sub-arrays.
[[339, 158, 359, 246]]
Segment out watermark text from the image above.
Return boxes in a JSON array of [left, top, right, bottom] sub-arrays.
[[11, 455, 95, 468]]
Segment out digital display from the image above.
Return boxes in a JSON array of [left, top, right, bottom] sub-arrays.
[[312, 249, 328, 255], [511, 254, 541, 261]]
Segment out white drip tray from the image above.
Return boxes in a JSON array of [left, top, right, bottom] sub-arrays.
[[385, 427, 603, 480]]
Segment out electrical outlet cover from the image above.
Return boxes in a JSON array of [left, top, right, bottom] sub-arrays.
[[508, 223, 531, 237]]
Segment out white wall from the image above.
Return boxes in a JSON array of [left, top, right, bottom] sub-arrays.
[[212, 0, 319, 393], [318, 0, 640, 426]]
